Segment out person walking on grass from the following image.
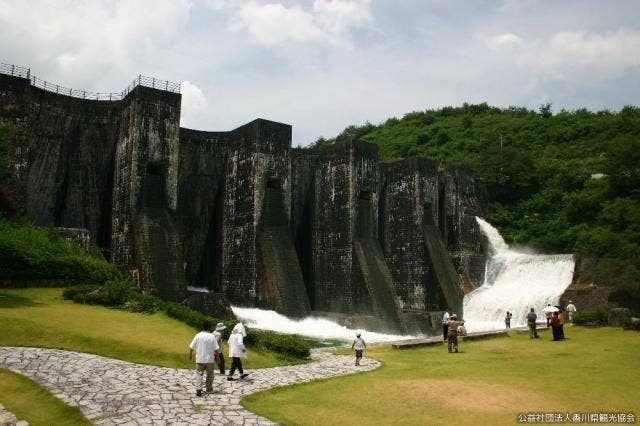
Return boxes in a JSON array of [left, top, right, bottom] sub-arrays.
[[213, 322, 226, 375], [551, 311, 562, 341], [566, 301, 577, 323], [527, 308, 539, 339], [447, 314, 461, 353], [442, 309, 450, 342], [351, 332, 366, 366], [189, 319, 220, 397], [227, 323, 249, 381]]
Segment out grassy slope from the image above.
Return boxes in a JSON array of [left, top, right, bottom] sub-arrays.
[[0, 288, 300, 369], [243, 327, 640, 425], [0, 368, 90, 426]]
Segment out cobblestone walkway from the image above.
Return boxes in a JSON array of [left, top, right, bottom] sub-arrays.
[[0, 347, 379, 425], [0, 402, 29, 426]]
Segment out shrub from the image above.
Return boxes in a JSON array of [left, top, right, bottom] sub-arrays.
[[125, 293, 163, 314], [255, 331, 310, 358], [164, 301, 214, 329], [0, 219, 121, 284], [623, 318, 640, 331], [102, 279, 134, 307], [63, 284, 105, 305], [62, 285, 100, 301], [573, 309, 609, 326]]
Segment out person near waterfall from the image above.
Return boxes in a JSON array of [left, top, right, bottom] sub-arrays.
[[447, 314, 461, 353], [505, 311, 512, 328], [566, 301, 577, 323], [544, 304, 553, 327], [351, 332, 366, 366], [558, 308, 566, 339], [442, 310, 450, 342], [457, 320, 467, 340], [526, 308, 539, 339], [227, 323, 249, 381], [551, 311, 562, 341]]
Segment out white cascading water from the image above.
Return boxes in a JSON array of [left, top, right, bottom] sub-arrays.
[[231, 306, 419, 343], [463, 217, 575, 332]]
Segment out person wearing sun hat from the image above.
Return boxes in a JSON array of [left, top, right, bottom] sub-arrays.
[[227, 323, 249, 381], [447, 313, 461, 353], [213, 322, 227, 375]]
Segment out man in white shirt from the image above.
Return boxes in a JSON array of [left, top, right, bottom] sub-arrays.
[[442, 310, 450, 342], [566, 301, 577, 323], [189, 320, 220, 396]]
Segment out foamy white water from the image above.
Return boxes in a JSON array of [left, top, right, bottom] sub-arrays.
[[187, 286, 210, 293], [231, 306, 420, 343], [463, 217, 575, 332]]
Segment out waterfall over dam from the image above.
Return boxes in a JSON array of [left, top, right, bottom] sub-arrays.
[[231, 306, 417, 343], [233, 217, 575, 340], [463, 217, 575, 332]]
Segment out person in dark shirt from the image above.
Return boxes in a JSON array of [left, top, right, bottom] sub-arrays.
[[526, 308, 539, 339]]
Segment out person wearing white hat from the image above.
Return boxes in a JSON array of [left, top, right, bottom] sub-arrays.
[[446, 314, 461, 353], [351, 332, 366, 366], [227, 323, 249, 380], [213, 322, 227, 375]]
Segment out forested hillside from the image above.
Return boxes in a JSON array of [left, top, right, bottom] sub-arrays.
[[313, 104, 640, 294]]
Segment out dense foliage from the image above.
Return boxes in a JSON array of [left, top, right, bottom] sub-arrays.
[[0, 218, 121, 284], [573, 310, 610, 326], [314, 103, 640, 293]]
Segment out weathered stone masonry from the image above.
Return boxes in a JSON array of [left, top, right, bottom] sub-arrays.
[[1, 69, 485, 333]]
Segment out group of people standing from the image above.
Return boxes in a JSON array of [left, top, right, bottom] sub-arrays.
[[525, 300, 577, 341], [442, 310, 467, 353], [188, 320, 250, 397]]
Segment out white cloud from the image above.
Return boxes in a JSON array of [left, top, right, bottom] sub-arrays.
[[180, 81, 209, 128], [313, 0, 372, 34], [233, 2, 323, 46], [231, 0, 372, 46], [546, 29, 640, 68], [518, 28, 640, 81], [484, 33, 523, 50], [0, 0, 192, 89]]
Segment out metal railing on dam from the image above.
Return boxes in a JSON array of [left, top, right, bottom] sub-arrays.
[[0, 62, 180, 101]]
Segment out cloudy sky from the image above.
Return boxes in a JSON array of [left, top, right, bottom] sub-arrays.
[[1, 0, 639, 146]]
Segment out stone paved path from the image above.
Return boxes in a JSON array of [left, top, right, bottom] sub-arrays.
[[0, 347, 379, 425], [0, 402, 29, 426]]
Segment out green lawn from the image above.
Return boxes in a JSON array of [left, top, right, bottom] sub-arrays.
[[0, 368, 90, 426], [0, 287, 306, 425], [0, 288, 300, 369], [243, 327, 640, 425]]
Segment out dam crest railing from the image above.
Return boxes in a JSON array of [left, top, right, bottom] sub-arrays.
[[1, 62, 180, 101]]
